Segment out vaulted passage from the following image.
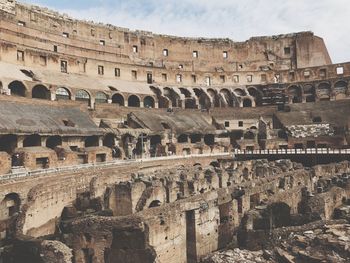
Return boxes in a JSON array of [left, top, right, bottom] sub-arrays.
[[32, 85, 50, 100], [112, 93, 125, 106], [128, 95, 140, 107], [9, 81, 26, 97]]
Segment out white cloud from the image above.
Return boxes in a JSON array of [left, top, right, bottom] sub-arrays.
[[31, 0, 350, 62]]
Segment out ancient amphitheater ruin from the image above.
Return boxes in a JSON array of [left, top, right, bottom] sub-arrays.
[[0, 0, 350, 262]]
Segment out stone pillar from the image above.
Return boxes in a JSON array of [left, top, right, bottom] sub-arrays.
[[140, 101, 144, 108], [17, 136, 24, 148], [154, 101, 159, 109], [41, 137, 47, 147], [98, 137, 103, 147], [50, 92, 56, 101]]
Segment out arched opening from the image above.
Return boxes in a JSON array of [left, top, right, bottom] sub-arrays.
[[76, 90, 91, 105], [1, 193, 21, 219], [112, 147, 122, 159], [304, 85, 316, 102], [9, 81, 26, 97], [85, 136, 99, 147], [244, 131, 255, 140], [267, 202, 291, 228], [317, 83, 331, 101], [287, 85, 302, 103], [180, 88, 196, 109], [103, 133, 116, 148], [242, 98, 252, 108], [135, 133, 148, 157], [207, 89, 220, 107], [149, 200, 161, 208], [95, 92, 108, 104], [248, 87, 263, 106], [204, 134, 215, 146], [144, 96, 155, 108], [220, 89, 235, 107], [112, 93, 125, 106], [190, 134, 202, 143], [178, 134, 188, 143], [56, 87, 71, 100], [234, 88, 245, 97], [46, 136, 62, 149], [164, 87, 181, 108], [334, 81, 347, 99], [32, 85, 51, 100], [193, 89, 211, 109], [0, 134, 18, 153], [128, 95, 140, 107], [23, 134, 41, 147]]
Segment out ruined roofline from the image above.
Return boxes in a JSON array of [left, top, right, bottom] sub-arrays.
[[9, 1, 315, 44]]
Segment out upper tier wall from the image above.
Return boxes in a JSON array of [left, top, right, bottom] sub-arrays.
[[0, 0, 333, 87]]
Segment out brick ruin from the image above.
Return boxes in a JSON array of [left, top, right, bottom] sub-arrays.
[[0, 0, 349, 262]]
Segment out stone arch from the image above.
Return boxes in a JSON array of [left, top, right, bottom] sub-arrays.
[[242, 98, 253, 108], [56, 87, 71, 100], [95, 92, 108, 104], [317, 82, 331, 101], [193, 88, 211, 109], [303, 84, 316, 102], [148, 200, 161, 208], [247, 87, 263, 106], [9, 81, 27, 97], [128, 95, 141, 107], [144, 96, 155, 108], [334, 80, 348, 100], [220, 88, 234, 107], [164, 87, 181, 108], [1, 193, 21, 220], [46, 136, 62, 149], [180, 88, 197, 109], [32, 84, 51, 100], [111, 93, 125, 106], [76, 89, 91, 105], [233, 88, 246, 97], [207, 88, 220, 107], [23, 134, 41, 147], [287, 85, 302, 103]]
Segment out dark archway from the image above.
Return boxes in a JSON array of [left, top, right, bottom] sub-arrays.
[[243, 98, 252, 108], [287, 85, 302, 103], [23, 134, 41, 147], [0, 134, 18, 153], [144, 96, 155, 108], [190, 134, 202, 143], [149, 200, 161, 208], [2, 193, 21, 218], [178, 134, 188, 143], [9, 81, 26, 97], [204, 134, 215, 146], [95, 92, 108, 104], [112, 93, 125, 106], [103, 133, 116, 148], [85, 136, 99, 147], [32, 85, 51, 100], [76, 89, 91, 105], [56, 87, 71, 100], [128, 95, 140, 107], [46, 136, 62, 149]]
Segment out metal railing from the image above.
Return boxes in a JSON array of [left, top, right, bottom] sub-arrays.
[[233, 148, 350, 155], [0, 152, 230, 181]]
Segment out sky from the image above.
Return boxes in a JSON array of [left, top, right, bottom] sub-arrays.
[[24, 0, 350, 63]]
